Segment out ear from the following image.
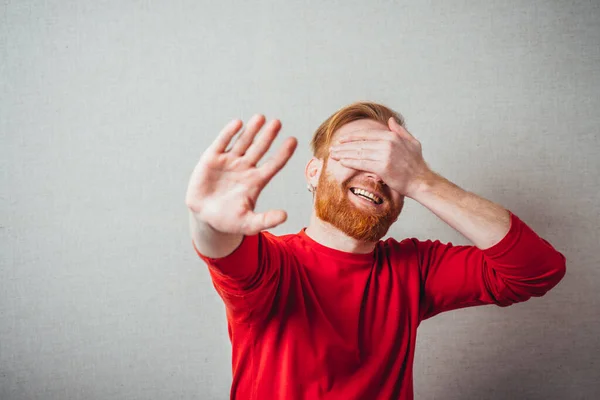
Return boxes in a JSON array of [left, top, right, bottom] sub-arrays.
[[305, 157, 322, 189]]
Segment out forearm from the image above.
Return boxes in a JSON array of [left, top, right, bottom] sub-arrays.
[[409, 171, 511, 250], [189, 211, 243, 259]]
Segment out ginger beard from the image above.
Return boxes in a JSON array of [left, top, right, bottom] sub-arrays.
[[314, 160, 403, 242]]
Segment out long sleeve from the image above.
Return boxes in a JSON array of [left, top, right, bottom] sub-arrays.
[[416, 211, 567, 321], [192, 232, 286, 324]]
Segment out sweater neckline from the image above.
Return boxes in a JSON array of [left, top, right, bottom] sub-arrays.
[[298, 228, 377, 263]]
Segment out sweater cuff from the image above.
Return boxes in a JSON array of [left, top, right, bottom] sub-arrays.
[[192, 234, 260, 278], [480, 211, 523, 259]]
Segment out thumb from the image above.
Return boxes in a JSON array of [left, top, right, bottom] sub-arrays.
[[243, 209, 288, 235]]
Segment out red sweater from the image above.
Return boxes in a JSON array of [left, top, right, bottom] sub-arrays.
[[193, 211, 566, 399]]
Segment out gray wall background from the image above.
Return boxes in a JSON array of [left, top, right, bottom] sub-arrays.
[[1, 1, 599, 399]]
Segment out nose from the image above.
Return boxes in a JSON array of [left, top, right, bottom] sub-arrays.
[[365, 172, 386, 185], [367, 172, 383, 182]]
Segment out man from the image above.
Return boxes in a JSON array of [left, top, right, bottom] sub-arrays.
[[185, 102, 566, 399]]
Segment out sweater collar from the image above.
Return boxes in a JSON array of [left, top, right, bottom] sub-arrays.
[[298, 228, 377, 263]]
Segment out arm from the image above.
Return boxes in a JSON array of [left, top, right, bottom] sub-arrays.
[[188, 211, 242, 259], [409, 172, 566, 319], [330, 118, 566, 320], [413, 209, 566, 320], [185, 115, 297, 321], [409, 171, 511, 250], [192, 230, 287, 323], [185, 114, 296, 259]]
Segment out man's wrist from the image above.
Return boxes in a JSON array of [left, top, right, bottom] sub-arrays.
[[406, 169, 443, 200]]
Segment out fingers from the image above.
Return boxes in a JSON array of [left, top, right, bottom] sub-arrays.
[[330, 148, 380, 161], [209, 119, 243, 154], [258, 136, 298, 182], [330, 141, 383, 159], [243, 209, 288, 234], [338, 158, 378, 173], [337, 130, 390, 144], [230, 114, 266, 156], [243, 119, 282, 166]]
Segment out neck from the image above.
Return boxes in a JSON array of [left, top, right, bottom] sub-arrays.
[[305, 210, 377, 254]]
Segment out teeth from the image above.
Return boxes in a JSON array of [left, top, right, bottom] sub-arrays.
[[351, 188, 382, 204]]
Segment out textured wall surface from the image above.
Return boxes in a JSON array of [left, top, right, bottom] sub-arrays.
[[1, 1, 599, 399]]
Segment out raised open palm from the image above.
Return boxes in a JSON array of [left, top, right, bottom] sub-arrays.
[[185, 115, 297, 236]]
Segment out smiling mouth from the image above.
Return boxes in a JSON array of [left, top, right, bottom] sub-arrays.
[[349, 187, 383, 205]]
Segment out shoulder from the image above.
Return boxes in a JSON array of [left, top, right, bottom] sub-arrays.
[[260, 230, 300, 245], [257, 230, 304, 254]]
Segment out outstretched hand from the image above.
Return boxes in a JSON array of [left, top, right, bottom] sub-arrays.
[[185, 115, 297, 235]]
